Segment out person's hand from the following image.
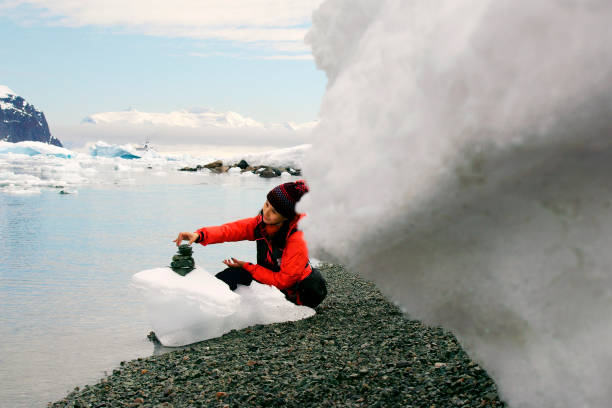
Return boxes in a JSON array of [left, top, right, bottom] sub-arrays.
[[223, 257, 246, 268], [173, 231, 198, 246]]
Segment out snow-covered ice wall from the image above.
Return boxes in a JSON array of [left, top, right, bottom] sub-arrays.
[[301, 1, 612, 407]]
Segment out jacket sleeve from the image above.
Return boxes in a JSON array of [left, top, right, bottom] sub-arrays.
[[242, 230, 311, 290], [195, 216, 259, 246]]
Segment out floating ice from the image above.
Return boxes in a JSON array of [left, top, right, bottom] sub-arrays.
[[1, 184, 42, 195], [0, 141, 73, 158], [302, 1, 612, 407], [131, 267, 315, 347], [89, 141, 143, 160], [0, 140, 303, 194]]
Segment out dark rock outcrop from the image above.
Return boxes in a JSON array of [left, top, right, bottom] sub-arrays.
[[0, 91, 62, 146], [178, 158, 302, 178]]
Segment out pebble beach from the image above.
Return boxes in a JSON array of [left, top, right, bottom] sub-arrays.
[[51, 264, 506, 407]]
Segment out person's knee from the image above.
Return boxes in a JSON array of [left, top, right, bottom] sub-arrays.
[[298, 269, 327, 308]]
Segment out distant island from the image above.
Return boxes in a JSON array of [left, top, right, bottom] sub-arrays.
[[0, 85, 63, 147]]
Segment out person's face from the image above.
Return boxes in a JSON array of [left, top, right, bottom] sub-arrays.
[[263, 200, 287, 225]]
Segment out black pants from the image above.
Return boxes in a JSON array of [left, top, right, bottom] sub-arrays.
[[215, 267, 327, 308]]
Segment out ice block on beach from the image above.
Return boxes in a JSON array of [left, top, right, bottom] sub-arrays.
[[132, 266, 315, 347]]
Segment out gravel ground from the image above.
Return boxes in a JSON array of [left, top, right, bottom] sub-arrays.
[[51, 264, 506, 407]]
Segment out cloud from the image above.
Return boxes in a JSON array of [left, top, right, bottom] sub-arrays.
[[54, 106, 317, 149], [4, 0, 325, 53], [82, 107, 318, 130], [55, 122, 313, 152]]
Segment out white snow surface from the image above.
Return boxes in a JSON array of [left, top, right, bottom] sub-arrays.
[[84, 108, 318, 131], [132, 266, 315, 347], [0, 85, 16, 98], [301, 1, 612, 408]]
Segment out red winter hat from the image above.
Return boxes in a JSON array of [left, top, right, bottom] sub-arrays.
[[266, 180, 309, 219]]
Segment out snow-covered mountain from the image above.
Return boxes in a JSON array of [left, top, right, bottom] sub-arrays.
[[0, 85, 62, 147], [82, 107, 317, 131]]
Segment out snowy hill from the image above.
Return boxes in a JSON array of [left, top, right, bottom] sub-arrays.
[[82, 107, 317, 131], [0, 85, 16, 99], [0, 85, 62, 147]]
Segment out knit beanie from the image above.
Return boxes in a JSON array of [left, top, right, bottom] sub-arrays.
[[266, 180, 309, 219]]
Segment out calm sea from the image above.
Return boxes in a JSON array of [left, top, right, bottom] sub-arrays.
[[0, 175, 285, 407]]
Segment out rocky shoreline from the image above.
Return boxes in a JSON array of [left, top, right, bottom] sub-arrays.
[[50, 264, 505, 407], [179, 159, 301, 178]]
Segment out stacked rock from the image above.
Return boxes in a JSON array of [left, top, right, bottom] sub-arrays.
[[170, 244, 195, 276]]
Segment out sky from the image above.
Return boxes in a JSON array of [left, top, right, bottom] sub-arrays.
[[0, 0, 328, 149]]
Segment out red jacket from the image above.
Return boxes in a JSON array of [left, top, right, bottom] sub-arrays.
[[195, 214, 312, 291]]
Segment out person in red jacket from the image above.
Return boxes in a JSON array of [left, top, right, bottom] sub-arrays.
[[173, 180, 327, 308]]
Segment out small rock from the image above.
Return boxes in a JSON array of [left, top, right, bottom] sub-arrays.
[[203, 160, 223, 169], [286, 167, 301, 176], [177, 245, 193, 255], [237, 159, 249, 169], [452, 396, 465, 406], [484, 392, 497, 400], [259, 168, 280, 178], [210, 165, 230, 173]]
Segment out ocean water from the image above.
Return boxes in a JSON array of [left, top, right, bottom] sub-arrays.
[[0, 173, 286, 407]]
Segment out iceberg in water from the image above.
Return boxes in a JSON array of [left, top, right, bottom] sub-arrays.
[[89, 140, 156, 160], [132, 266, 315, 347], [0, 141, 74, 158]]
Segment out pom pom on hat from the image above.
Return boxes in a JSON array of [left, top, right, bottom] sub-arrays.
[[266, 180, 309, 219]]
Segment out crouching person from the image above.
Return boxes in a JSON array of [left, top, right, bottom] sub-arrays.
[[173, 180, 327, 308]]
